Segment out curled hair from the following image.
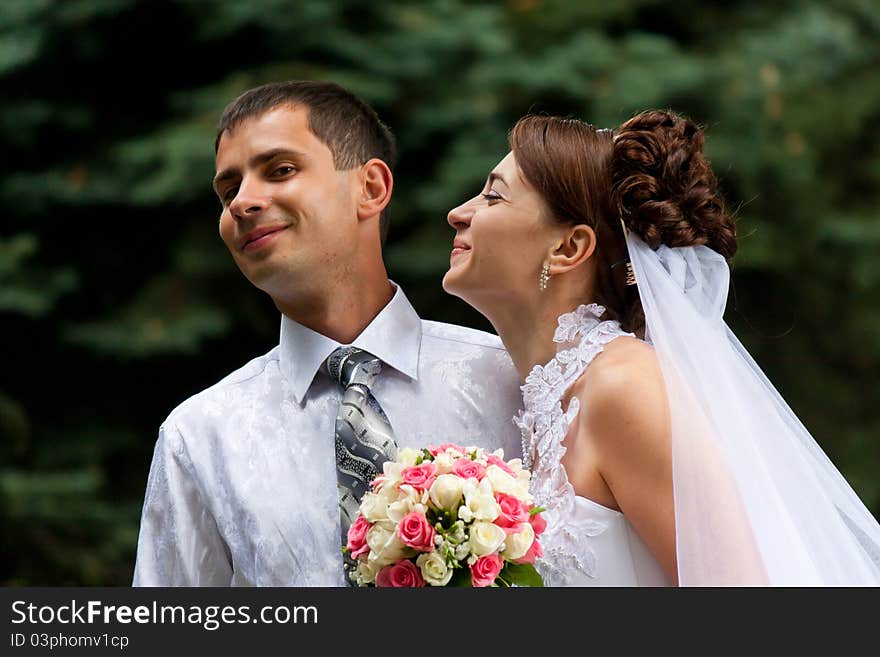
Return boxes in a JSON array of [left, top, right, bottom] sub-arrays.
[[612, 109, 736, 259], [509, 109, 736, 337]]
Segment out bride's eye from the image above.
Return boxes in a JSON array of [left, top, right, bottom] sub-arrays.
[[481, 191, 503, 203]]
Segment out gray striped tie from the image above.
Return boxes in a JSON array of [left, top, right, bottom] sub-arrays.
[[325, 347, 398, 579]]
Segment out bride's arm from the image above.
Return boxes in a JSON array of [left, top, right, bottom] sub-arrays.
[[576, 337, 771, 586], [576, 338, 678, 585]]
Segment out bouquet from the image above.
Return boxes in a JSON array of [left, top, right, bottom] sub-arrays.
[[344, 443, 545, 587]]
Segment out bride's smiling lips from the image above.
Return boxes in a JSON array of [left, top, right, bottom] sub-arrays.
[[240, 224, 290, 252], [450, 238, 471, 260]]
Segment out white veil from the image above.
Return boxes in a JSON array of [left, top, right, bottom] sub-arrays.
[[625, 232, 880, 586]]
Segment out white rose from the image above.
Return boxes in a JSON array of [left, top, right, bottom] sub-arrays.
[[457, 484, 500, 523], [399, 484, 430, 504], [396, 447, 421, 467], [469, 521, 507, 556], [512, 471, 533, 502], [387, 485, 428, 522], [386, 499, 411, 523], [429, 474, 465, 511], [359, 491, 389, 523], [461, 477, 479, 497], [502, 522, 535, 561], [386, 494, 419, 523], [515, 487, 535, 506], [355, 558, 382, 585], [486, 464, 518, 496], [381, 461, 405, 488], [433, 452, 457, 474], [366, 521, 410, 566], [365, 521, 394, 553], [416, 551, 453, 586], [506, 457, 523, 472]]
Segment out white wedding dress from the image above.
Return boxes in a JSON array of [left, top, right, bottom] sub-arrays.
[[514, 303, 671, 586], [513, 236, 880, 586]]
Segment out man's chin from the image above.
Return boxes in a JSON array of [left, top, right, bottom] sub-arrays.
[[239, 262, 290, 297]]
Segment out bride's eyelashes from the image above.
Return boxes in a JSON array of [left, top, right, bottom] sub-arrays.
[[481, 190, 503, 204]]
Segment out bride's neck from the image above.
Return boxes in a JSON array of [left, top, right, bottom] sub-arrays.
[[487, 290, 590, 383]]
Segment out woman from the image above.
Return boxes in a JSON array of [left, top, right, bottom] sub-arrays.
[[442, 110, 880, 586]]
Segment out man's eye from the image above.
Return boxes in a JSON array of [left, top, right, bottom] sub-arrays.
[[223, 187, 238, 203], [273, 165, 296, 176]]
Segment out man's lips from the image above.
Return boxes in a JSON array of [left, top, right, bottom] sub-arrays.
[[240, 225, 289, 252]]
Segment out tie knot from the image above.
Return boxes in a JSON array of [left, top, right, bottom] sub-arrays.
[[325, 347, 382, 390]]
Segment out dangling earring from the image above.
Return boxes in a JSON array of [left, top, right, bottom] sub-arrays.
[[617, 217, 637, 287], [624, 261, 636, 286], [539, 263, 550, 291], [611, 258, 637, 286]]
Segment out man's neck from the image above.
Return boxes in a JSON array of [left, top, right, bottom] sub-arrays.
[[274, 274, 395, 345]]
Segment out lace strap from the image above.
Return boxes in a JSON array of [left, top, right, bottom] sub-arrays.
[[513, 303, 638, 583], [516, 304, 634, 468]]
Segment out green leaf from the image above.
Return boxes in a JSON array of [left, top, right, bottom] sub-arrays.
[[447, 567, 474, 587], [500, 562, 544, 587]]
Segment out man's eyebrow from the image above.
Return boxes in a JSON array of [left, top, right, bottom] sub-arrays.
[[213, 148, 307, 193]]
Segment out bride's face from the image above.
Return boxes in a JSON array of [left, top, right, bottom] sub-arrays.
[[443, 151, 553, 312]]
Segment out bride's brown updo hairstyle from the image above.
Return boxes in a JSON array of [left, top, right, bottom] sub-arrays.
[[509, 109, 736, 337]]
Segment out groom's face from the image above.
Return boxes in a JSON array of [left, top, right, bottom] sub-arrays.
[[443, 151, 550, 309], [214, 105, 361, 301]]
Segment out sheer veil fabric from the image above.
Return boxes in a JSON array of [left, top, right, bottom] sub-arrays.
[[625, 232, 880, 585]]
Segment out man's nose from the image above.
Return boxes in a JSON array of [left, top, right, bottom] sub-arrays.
[[229, 179, 271, 221]]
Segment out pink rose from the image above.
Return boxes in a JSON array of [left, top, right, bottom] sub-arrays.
[[401, 462, 437, 491], [376, 559, 426, 587], [345, 515, 372, 560], [494, 492, 529, 531], [470, 553, 503, 587], [397, 510, 436, 552], [529, 509, 547, 536], [428, 442, 466, 457], [452, 458, 486, 481], [516, 538, 543, 565], [486, 453, 515, 475]]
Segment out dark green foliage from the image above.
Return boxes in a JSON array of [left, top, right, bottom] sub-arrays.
[[2, 0, 879, 584], [499, 562, 544, 587]]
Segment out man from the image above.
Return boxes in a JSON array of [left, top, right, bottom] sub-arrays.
[[131, 80, 522, 586]]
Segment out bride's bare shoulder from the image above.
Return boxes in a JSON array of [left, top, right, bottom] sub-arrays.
[[579, 335, 663, 395], [572, 336, 670, 456]]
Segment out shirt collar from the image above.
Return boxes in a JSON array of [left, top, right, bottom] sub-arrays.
[[279, 282, 422, 404]]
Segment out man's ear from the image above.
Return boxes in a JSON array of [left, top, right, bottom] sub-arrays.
[[357, 158, 393, 221], [547, 224, 597, 274]]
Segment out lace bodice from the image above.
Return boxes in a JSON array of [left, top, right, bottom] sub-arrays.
[[515, 302, 632, 468], [514, 303, 667, 586]]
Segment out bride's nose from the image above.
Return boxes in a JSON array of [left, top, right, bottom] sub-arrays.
[[447, 199, 474, 230]]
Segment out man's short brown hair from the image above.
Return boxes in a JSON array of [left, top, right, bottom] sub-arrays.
[[215, 80, 397, 243]]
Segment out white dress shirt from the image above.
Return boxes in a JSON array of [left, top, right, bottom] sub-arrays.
[[132, 284, 523, 586]]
